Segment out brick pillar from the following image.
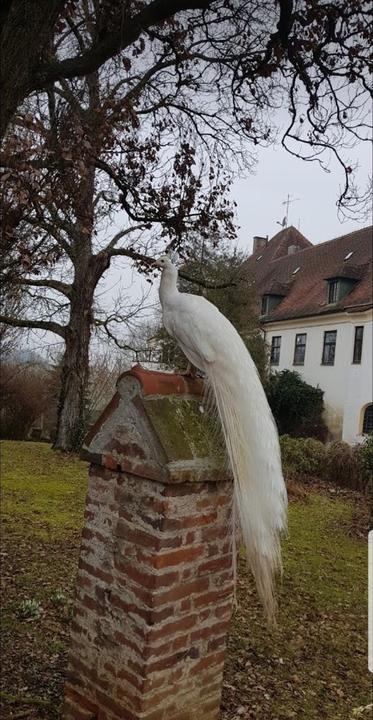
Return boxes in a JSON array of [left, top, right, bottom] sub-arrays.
[[64, 366, 233, 720]]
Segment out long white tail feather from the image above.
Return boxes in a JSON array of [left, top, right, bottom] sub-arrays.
[[204, 343, 287, 622], [157, 256, 287, 622]]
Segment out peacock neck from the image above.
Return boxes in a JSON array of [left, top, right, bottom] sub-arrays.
[[159, 267, 179, 307]]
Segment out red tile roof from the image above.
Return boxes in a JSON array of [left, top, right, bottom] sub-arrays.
[[245, 225, 372, 322]]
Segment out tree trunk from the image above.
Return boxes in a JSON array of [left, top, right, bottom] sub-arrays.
[[53, 265, 95, 453], [0, 0, 64, 142]]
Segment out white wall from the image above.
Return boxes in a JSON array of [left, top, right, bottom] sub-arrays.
[[264, 310, 372, 443]]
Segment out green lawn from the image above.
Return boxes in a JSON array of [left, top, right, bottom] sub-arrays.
[[0, 441, 370, 719]]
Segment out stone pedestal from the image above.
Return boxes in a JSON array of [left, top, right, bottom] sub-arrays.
[[64, 366, 233, 720]]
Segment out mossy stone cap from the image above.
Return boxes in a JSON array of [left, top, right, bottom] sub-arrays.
[[81, 365, 227, 484]]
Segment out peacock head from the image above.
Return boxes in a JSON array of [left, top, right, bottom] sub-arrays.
[[154, 254, 177, 271]]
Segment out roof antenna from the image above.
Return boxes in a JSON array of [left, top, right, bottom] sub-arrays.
[[277, 194, 299, 228]]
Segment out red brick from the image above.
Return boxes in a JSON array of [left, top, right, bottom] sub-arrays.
[[197, 554, 232, 575], [162, 482, 209, 496], [116, 522, 181, 550], [142, 667, 183, 694], [64, 686, 97, 714], [114, 630, 143, 655], [193, 587, 232, 608], [201, 697, 222, 714], [180, 597, 192, 612], [146, 512, 217, 531], [140, 545, 204, 570], [196, 494, 230, 510], [69, 656, 110, 692], [76, 574, 93, 591], [117, 666, 143, 691], [115, 558, 179, 589], [152, 577, 209, 607], [63, 698, 97, 720], [191, 620, 230, 643], [89, 464, 114, 481], [201, 525, 227, 542], [141, 707, 176, 720], [208, 635, 228, 652], [110, 592, 171, 625], [215, 602, 233, 619], [96, 688, 137, 718], [147, 613, 198, 641], [80, 593, 104, 615], [188, 650, 226, 675], [79, 559, 113, 584], [146, 647, 192, 673], [140, 684, 181, 712]]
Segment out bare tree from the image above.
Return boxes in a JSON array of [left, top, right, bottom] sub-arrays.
[[0, 0, 214, 142], [0, 3, 238, 451], [1, 1, 371, 212], [1, 0, 371, 451]]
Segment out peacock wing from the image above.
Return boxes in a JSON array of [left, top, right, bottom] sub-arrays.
[[165, 299, 218, 367]]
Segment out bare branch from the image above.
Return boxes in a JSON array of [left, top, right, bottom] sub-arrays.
[[178, 269, 238, 289], [102, 226, 147, 253], [18, 277, 72, 298], [0, 315, 66, 338], [34, 0, 214, 89]]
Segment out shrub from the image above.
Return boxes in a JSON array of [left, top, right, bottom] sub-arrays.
[[357, 433, 373, 493], [266, 370, 328, 440], [323, 441, 361, 490], [280, 435, 326, 480], [0, 361, 56, 440]]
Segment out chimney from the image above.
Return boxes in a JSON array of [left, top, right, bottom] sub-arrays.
[[253, 235, 268, 254]]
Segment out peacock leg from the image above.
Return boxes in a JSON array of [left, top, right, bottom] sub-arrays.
[[177, 361, 201, 378]]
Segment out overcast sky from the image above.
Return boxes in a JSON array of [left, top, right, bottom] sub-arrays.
[[234, 141, 371, 252]]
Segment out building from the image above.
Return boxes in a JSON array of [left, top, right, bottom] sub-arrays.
[[245, 225, 373, 443]]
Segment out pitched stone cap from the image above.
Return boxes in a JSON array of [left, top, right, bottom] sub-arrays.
[[81, 365, 228, 484]]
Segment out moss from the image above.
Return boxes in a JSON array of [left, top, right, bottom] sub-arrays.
[[145, 396, 225, 464]]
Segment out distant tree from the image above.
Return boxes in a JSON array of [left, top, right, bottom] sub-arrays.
[[266, 369, 328, 440], [0, 360, 54, 440]]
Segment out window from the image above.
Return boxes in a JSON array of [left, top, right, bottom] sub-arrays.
[[293, 333, 307, 365], [270, 336, 281, 365], [352, 326, 364, 364], [261, 296, 268, 315], [328, 279, 339, 304], [322, 330, 337, 365], [362, 405, 373, 434]]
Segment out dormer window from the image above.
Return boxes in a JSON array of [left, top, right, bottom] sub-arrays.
[[326, 275, 357, 305], [261, 296, 268, 315], [261, 293, 284, 316], [328, 279, 339, 304]]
